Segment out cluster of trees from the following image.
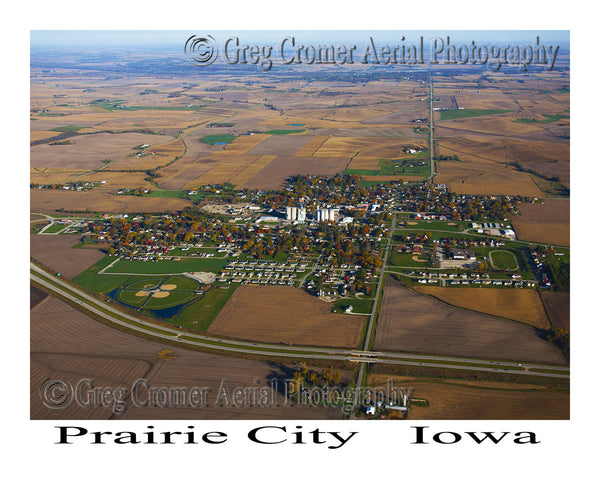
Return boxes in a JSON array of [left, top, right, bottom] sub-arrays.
[[403, 187, 518, 222], [288, 363, 344, 394]]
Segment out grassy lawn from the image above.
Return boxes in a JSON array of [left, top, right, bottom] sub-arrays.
[[49, 125, 84, 133], [106, 258, 229, 275], [513, 113, 569, 124], [398, 219, 463, 232], [343, 168, 380, 176], [490, 250, 518, 269], [73, 256, 134, 293], [333, 298, 373, 314], [173, 286, 237, 331], [389, 252, 432, 267], [439, 109, 512, 121], [199, 134, 237, 145], [42, 223, 69, 234], [344, 154, 429, 179]]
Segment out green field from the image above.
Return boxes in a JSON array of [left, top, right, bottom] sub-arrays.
[[94, 101, 206, 112], [172, 286, 237, 331], [73, 256, 136, 293], [344, 168, 380, 176], [49, 125, 84, 133], [333, 298, 374, 314], [514, 113, 569, 124], [106, 257, 229, 275], [439, 109, 512, 121], [118, 275, 200, 309], [396, 219, 464, 232], [389, 252, 432, 267], [42, 223, 70, 234], [199, 134, 237, 145], [490, 250, 519, 269], [345, 154, 430, 179]]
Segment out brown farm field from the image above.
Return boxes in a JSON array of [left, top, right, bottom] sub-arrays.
[[30, 132, 175, 170], [208, 285, 364, 348], [31, 295, 343, 420], [374, 277, 566, 364], [239, 155, 350, 190], [115, 137, 186, 170], [541, 291, 570, 331], [412, 286, 550, 329], [367, 375, 568, 420], [511, 199, 570, 246], [31, 71, 569, 198], [30, 234, 105, 280], [31, 188, 193, 213]]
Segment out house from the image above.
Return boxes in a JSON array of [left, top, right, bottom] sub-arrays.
[[451, 249, 476, 260]]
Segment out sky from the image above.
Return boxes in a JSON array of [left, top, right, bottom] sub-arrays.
[[30, 30, 570, 49]]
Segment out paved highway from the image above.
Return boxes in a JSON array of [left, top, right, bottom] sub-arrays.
[[30, 262, 569, 379]]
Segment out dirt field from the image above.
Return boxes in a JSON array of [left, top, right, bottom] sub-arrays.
[[208, 285, 364, 348], [367, 374, 568, 419], [30, 295, 344, 420], [239, 156, 350, 190], [115, 137, 186, 170], [541, 291, 570, 331], [30, 188, 193, 213], [412, 286, 550, 329], [511, 199, 570, 246], [30, 234, 106, 279], [512, 222, 570, 246], [374, 278, 566, 364], [30, 132, 175, 170]]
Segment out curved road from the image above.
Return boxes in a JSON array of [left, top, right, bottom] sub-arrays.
[[31, 262, 568, 379]]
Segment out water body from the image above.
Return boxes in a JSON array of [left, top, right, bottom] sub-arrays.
[[107, 287, 194, 321]]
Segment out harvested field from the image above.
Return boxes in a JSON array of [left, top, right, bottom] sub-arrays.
[[69, 171, 153, 189], [30, 284, 49, 309], [115, 137, 186, 170], [30, 234, 105, 280], [374, 277, 566, 364], [209, 134, 271, 155], [30, 132, 175, 170], [208, 285, 364, 348], [30, 168, 87, 185], [517, 199, 570, 223], [512, 221, 570, 246], [240, 155, 350, 190], [314, 136, 421, 159], [155, 161, 214, 190], [443, 168, 544, 197], [30, 188, 193, 214], [229, 155, 277, 187], [30, 295, 343, 420], [511, 199, 570, 246], [367, 375, 568, 420], [245, 134, 313, 156], [412, 286, 550, 329], [294, 135, 330, 156], [31, 130, 64, 142], [189, 155, 264, 186], [541, 291, 570, 331]]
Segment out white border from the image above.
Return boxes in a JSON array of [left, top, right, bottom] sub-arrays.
[[6, 0, 596, 477]]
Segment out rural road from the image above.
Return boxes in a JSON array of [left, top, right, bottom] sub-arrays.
[[30, 262, 569, 381]]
